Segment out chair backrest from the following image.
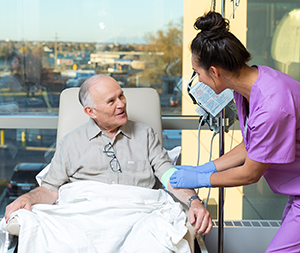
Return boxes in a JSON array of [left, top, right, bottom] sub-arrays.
[[56, 87, 163, 145]]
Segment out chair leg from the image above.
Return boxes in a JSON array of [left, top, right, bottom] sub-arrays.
[[194, 238, 202, 253], [13, 243, 18, 253], [195, 235, 209, 253], [6, 236, 18, 253]]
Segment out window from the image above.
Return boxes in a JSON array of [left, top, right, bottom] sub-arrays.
[[243, 0, 300, 220], [0, 0, 184, 215], [0, 0, 184, 116]]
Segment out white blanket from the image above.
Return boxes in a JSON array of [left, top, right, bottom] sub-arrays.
[[0, 181, 190, 253]]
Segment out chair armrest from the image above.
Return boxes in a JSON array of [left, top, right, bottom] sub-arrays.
[[7, 217, 20, 236], [184, 221, 195, 253]]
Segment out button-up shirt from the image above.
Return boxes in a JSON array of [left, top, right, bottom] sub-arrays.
[[42, 119, 173, 192]]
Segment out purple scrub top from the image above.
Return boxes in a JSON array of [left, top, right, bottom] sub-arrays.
[[234, 65, 300, 196]]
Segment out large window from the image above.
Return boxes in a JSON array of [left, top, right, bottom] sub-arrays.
[[0, 0, 183, 116], [0, 0, 184, 215]]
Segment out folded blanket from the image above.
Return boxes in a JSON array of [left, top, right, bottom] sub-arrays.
[[0, 181, 190, 253]]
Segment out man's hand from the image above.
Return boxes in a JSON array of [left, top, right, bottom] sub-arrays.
[[188, 199, 212, 235], [167, 181, 212, 235], [5, 186, 58, 223], [5, 194, 32, 222]]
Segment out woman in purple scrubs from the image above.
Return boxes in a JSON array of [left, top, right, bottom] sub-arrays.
[[169, 11, 300, 252]]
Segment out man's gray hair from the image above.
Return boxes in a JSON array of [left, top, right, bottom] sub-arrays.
[[78, 74, 106, 107]]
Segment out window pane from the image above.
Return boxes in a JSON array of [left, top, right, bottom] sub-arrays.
[[0, 0, 183, 116], [0, 128, 56, 212], [246, 0, 300, 220], [247, 0, 300, 82]]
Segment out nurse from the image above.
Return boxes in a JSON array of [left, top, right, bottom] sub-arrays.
[[170, 11, 300, 252]]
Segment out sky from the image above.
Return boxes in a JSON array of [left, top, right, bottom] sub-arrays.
[[0, 0, 183, 43]]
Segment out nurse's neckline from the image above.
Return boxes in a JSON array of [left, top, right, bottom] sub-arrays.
[[245, 65, 259, 102]]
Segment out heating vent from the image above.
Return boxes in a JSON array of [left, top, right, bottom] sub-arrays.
[[203, 220, 281, 253], [212, 219, 281, 228]]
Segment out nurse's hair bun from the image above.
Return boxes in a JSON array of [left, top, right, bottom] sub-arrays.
[[194, 11, 229, 40]]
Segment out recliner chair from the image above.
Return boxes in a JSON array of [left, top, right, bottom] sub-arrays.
[[7, 87, 203, 252]]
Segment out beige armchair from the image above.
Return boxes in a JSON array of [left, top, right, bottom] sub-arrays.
[[7, 87, 202, 252]]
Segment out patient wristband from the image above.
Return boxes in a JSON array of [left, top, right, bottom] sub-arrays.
[[161, 167, 178, 190], [187, 195, 204, 208]]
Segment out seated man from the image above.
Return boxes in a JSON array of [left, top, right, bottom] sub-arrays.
[[4, 75, 212, 251]]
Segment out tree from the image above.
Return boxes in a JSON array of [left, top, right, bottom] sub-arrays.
[[141, 20, 183, 86], [0, 44, 10, 58]]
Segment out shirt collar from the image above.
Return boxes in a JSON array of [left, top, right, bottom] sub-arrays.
[[86, 118, 102, 140], [119, 121, 132, 139], [86, 118, 132, 141]]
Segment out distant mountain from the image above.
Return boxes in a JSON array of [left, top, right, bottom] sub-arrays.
[[104, 36, 146, 45]]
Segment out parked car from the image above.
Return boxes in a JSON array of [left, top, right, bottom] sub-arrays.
[[169, 78, 182, 107], [7, 163, 47, 202], [162, 130, 182, 150]]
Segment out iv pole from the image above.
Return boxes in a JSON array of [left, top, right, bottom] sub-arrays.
[[218, 3, 226, 253]]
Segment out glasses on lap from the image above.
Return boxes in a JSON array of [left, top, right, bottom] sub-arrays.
[[103, 142, 122, 173]]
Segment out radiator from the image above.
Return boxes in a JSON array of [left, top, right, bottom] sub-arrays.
[[202, 220, 281, 253]]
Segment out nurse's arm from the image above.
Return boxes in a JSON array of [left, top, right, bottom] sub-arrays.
[[213, 140, 247, 172], [210, 156, 270, 187]]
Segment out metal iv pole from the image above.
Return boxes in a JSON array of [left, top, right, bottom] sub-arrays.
[[218, 114, 225, 253], [218, 3, 226, 253]]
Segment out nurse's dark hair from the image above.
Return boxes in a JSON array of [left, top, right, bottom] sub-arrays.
[[191, 11, 251, 72]]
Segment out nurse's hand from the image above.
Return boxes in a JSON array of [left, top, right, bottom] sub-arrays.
[[175, 161, 217, 173], [170, 170, 213, 188]]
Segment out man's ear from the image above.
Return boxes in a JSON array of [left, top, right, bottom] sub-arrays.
[[84, 106, 96, 119], [209, 66, 220, 79]]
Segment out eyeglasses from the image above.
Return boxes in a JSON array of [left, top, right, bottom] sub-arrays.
[[187, 71, 198, 105], [103, 142, 122, 173], [187, 71, 209, 115]]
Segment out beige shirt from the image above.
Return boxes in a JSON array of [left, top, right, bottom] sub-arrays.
[[41, 119, 173, 192]]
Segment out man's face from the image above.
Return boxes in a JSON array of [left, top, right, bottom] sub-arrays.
[[87, 76, 128, 133]]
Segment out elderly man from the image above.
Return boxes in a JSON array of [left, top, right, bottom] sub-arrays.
[[5, 75, 212, 248]]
